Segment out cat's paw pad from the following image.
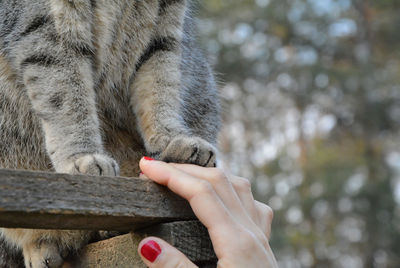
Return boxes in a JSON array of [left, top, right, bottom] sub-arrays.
[[159, 136, 217, 167], [63, 154, 119, 176], [23, 242, 66, 268]]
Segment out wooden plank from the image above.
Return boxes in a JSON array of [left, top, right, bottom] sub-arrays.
[[0, 169, 195, 230], [64, 221, 217, 268], [63, 232, 147, 268]]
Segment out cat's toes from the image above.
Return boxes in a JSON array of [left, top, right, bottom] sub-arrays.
[[159, 136, 217, 167], [63, 154, 119, 176], [23, 242, 65, 268]]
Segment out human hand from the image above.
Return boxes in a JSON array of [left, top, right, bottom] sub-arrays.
[[137, 157, 278, 268]]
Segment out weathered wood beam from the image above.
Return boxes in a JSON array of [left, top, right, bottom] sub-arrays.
[[0, 169, 195, 230], [63, 232, 146, 268], [64, 221, 217, 268]]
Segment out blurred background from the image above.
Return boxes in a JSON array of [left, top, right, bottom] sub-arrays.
[[197, 0, 400, 267]]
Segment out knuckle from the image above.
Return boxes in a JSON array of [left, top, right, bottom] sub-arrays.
[[234, 177, 252, 192], [196, 180, 214, 194], [210, 168, 228, 184], [264, 205, 274, 221]]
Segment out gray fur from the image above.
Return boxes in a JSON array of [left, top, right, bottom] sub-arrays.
[[0, 0, 220, 267]]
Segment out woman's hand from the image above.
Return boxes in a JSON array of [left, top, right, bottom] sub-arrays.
[[138, 157, 278, 268]]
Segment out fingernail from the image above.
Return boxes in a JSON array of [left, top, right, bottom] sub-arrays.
[[143, 156, 154, 161], [139, 172, 144, 175], [140, 240, 161, 263]]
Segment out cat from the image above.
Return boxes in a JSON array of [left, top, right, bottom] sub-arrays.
[[0, 0, 220, 267]]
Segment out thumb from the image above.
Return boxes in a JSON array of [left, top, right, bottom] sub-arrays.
[[138, 237, 198, 268]]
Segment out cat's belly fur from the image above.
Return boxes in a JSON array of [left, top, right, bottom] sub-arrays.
[[83, 0, 160, 176]]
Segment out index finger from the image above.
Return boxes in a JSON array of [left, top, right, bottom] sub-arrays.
[[139, 157, 235, 233]]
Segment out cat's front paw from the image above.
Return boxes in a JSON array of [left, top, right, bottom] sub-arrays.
[[23, 242, 66, 268], [60, 153, 119, 176], [153, 136, 217, 167]]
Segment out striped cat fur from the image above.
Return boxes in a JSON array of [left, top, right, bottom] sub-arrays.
[[0, 0, 220, 267]]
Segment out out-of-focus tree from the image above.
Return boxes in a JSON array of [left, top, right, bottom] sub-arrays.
[[197, 0, 400, 267]]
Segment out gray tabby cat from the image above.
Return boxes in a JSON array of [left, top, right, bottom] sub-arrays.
[[0, 0, 220, 267]]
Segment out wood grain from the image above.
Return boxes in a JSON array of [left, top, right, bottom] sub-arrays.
[[64, 233, 147, 268], [0, 169, 195, 230], [65, 221, 216, 268]]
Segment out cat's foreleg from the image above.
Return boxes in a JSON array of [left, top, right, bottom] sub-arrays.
[[6, 19, 117, 268], [19, 40, 118, 176], [131, 1, 217, 167]]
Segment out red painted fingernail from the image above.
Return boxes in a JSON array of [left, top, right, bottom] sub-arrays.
[[143, 156, 154, 161], [140, 240, 161, 263]]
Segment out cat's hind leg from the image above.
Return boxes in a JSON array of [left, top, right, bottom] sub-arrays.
[[23, 242, 64, 268], [21, 230, 92, 268]]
